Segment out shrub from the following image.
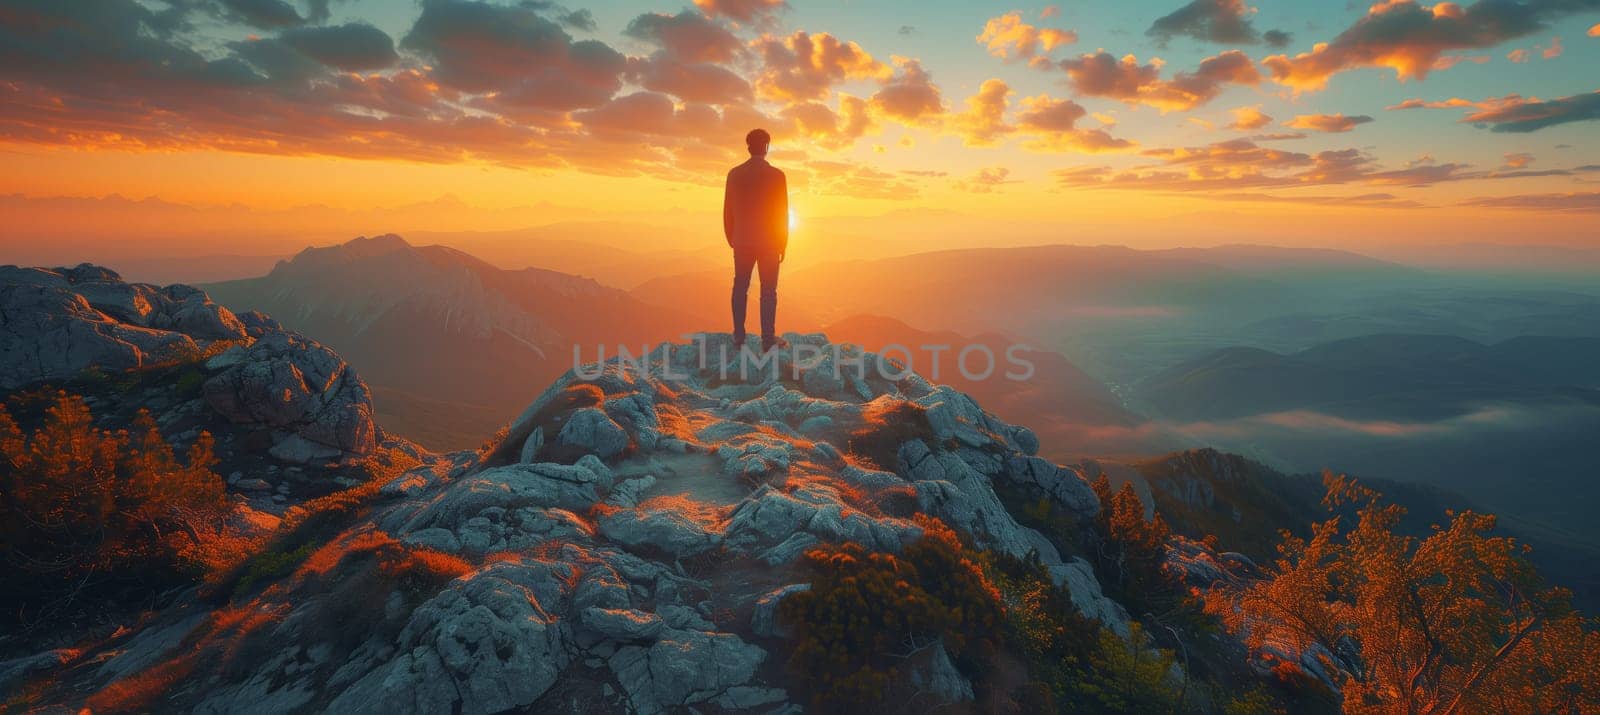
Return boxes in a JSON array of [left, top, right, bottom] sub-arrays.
[[0, 392, 229, 621], [777, 516, 1003, 713]]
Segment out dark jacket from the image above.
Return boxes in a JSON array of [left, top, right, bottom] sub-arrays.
[[723, 157, 788, 255]]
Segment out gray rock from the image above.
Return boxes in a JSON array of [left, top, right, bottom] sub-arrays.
[[598, 508, 719, 558], [517, 426, 544, 463], [751, 584, 810, 638], [647, 630, 766, 706], [557, 407, 629, 459], [581, 607, 664, 641], [908, 642, 973, 702], [0, 649, 75, 693], [202, 331, 377, 462]]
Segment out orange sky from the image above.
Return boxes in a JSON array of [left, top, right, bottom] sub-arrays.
[[2, 0, 1598, 262]]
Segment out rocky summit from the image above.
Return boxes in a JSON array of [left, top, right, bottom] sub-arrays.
[[22, 332, 1158, 714]]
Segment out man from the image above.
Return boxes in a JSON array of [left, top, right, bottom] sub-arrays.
[[723, 128, 788, 352]]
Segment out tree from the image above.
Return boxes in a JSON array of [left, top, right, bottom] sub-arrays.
[[1091, 476, 1177, 608], [1205, 472, 1600, 714]]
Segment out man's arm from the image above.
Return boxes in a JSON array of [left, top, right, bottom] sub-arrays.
[[722, 172, 735, 247], [776, 171, 788, 260]]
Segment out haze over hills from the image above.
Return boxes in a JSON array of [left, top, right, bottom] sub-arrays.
[[203, 235, 701, 449], [1132, 332, 1600, 551]]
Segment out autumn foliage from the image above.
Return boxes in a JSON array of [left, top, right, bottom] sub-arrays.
[[1205, 472, 1600, 714], [777, 516, 1003, 712], [0, 392, 229, 618]]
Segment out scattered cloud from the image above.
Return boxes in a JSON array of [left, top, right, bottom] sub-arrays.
[[1503, 152, 1534, 169], [1462, 192, 1600, 212], [692, 0, 786, 22], [1590, 23, 1600, 37], [1387, 90, 1600, 133], [752, 31, 889, 102], [869, 57, 945, 124], [1464, 91, 1600, 132], [1544, 35, 1564, 59], [956, 166, 1018, 193], [1262, 0, 1599, 91], [1284, 113, 1375, 133], [1058, 49, 1260, 112], [1014, 94, 1136, 152], [780, 95, 875, 149], [952, 79, 1014, 146], [623, 10, 742, 64], [1146, 0, 1291, 48], [978, 11, 1077, 66], [1507, 48, 1532, 63], [1228, 105, 1272, 130], [1049, 134, 1573, 197]]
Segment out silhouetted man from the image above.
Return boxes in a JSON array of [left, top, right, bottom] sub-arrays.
[[724, 128, 788, 352]]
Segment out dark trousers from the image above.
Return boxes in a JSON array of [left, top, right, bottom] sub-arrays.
[[731, 248, 780, 340]]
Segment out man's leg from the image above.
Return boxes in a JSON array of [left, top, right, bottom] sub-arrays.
[[730, 249, 756, 342], [757, 250, 780, 346]]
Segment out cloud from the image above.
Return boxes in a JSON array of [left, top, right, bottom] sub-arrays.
[[0, 0, 783, 183], [1463, 91, 1600, 132], [1047, 136, 1553, 195], [869, 57, 945, 124], [1591, 23, 1600, 37], [403, 0, 625, 104], [1462, 192, 1600, 211], [1284, 113, 1375, 133], [1507, 48, 1532, 63], [1262, 0, 1600, 91], [623, 10, 742, 64], [753, 31, 888, 102], [1146, 0, 1291, 47], [977, 11, 1077, 66], [276, 23, 399, 71], [1014, 94, 1135, 152], [1205, 192, 1424, 208], [780, 95, 875, 150], [1503, 152, 1534, 169], [1041, 5, 1061, 20], [629, 55, 752, 104], [217, 0, 311, 28], [691, 0, 786, 22], [559, 9, 597, 32], [1058, 49, 1260, 112], [1544, 35, 1563, 58], [1228, 105, 1272, 130], [952, 79, 1014, 146], [956, 167, 1018, 193], [1386, 97, 1482, 110], [1386, 91, 1600, 132]]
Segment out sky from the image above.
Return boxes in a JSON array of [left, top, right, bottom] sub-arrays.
[[2, 0, 1599, 259]]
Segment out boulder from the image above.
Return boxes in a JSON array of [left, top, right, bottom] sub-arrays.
[[557, 407, 630, 459], [202, 331, 377, 463]]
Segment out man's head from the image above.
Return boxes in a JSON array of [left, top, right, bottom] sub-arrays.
[[745, 128, 771, 157]]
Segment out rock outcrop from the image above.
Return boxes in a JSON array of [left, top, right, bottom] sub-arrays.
[[0, 264, 379, 464], [74, 333, 1127, 713]]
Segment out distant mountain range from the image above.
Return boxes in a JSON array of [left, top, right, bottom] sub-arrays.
[[205, 235, 700, 449]]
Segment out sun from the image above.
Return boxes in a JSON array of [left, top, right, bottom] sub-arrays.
[[789, 208, 799, 232]]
